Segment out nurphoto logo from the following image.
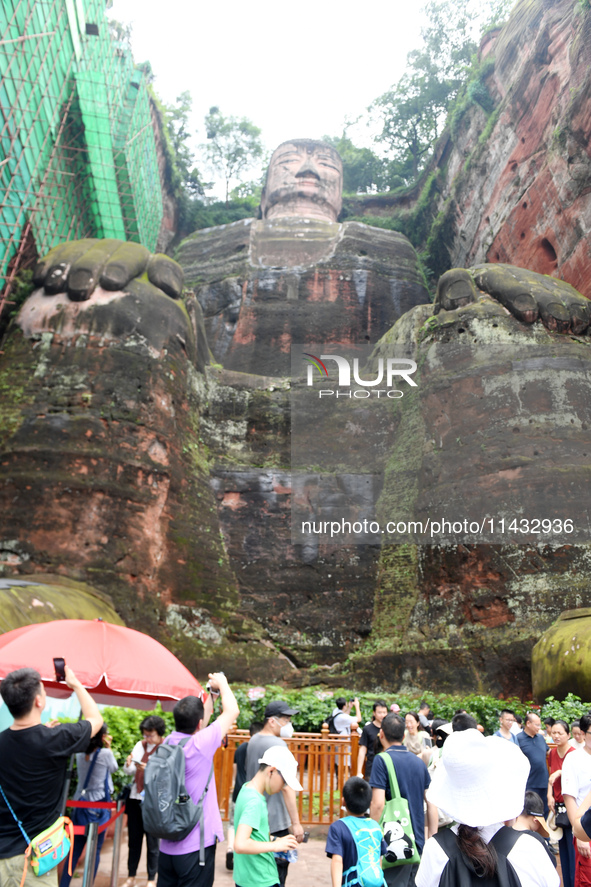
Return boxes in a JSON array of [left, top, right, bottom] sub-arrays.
[[303, 353, 418, 399]]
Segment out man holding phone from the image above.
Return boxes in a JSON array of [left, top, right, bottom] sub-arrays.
[[0, 665, 103, 886]]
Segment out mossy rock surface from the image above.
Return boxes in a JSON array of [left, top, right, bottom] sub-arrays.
[[532, 609, 591, 701], [0, 574, 123, 633]]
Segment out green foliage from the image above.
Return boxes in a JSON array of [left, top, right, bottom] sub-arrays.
[[0, 267, 35, 345], [230, 685, 536, 737], [372, 72, 449, 184], [449, 55, 497, 139], [482, 0, 514, 29], [577, 0, 591, 13], [203, 107, 264, 204], [422, 197, 458, 283], [230, 181, 263, 202], [343, 214, 406, 233], [467, 78, 495, 113], [59, 688, 588, 795], [150, 89, 207, 209], [323, 134, 392, 194], [366, 0, 511, 187], [184, 196, 260, 231], [540, 693, 591, 725], [369, 0, 481, 183], [107, 19, 133, 47], [100, 704, 174, 793], [8, 269, 34, 317]]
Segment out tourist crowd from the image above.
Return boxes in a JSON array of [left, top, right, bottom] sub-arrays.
[[0, 670, 589, 887]]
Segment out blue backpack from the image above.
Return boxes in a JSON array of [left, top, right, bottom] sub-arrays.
[[341, 816, 385, 887]]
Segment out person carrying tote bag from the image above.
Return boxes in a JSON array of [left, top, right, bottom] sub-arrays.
[[369, 712, 435, 887], [377, 752, 421, 869]]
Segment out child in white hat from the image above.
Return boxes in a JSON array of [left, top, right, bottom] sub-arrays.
[[233, 746, 303, 887]]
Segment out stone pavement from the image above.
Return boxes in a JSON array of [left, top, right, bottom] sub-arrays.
[[73, 823, 567, 887], [92, 823, 332, 887]]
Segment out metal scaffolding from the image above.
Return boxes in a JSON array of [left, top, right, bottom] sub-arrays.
[[0, 0, 164, 316]]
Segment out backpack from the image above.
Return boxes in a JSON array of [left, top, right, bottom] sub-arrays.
[[433, 826, 544, 887], [341, 817, 385, 887], [141, 737, 213, 864], [327, 711, 339, 734]]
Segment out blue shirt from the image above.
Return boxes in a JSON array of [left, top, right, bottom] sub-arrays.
[[494, 729, 519, 745], [516, 730, 548, 788], [369, 745, 430, 853], [581, 807, 591, 841]]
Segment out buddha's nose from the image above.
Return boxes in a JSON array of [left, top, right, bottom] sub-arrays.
[[295, 160, 321, 180]]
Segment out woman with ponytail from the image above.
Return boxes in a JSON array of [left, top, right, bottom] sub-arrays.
[[415, 729, 559, 887]]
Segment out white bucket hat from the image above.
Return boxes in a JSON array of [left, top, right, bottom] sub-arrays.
[[427, 729, 530, 827], [259, 746, 303, 791], [546, 810, 563, 844]]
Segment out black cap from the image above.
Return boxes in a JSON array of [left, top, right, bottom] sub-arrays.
[[264, 700, 299, 719], [524, 795, 544, 817]]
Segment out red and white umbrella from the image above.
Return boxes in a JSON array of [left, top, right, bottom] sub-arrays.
[[0, 619, 204, 710]]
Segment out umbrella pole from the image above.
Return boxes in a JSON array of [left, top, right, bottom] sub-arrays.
[[82, 822, 99, 887], [110, 800, 125, 887]]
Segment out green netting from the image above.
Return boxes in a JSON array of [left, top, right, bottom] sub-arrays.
[[0, 0, 165, 295]]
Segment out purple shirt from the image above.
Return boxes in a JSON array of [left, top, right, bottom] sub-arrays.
[[159, 722, 223, 856]]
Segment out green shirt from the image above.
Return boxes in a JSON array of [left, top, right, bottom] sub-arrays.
[[233, 783, 279, 887]]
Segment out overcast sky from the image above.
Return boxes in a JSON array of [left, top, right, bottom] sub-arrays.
[[108, 0, 426, 191]]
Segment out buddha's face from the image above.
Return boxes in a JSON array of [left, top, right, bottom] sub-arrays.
[[261, 140, 343, 222]]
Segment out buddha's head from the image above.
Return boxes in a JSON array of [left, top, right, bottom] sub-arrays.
[[260, 139, 343, 223]]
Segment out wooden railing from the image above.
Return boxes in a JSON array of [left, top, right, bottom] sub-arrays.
[[213, 724, 359, 825]]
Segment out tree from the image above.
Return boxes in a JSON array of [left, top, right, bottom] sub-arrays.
[[372, 68, 451, 183], [369, 0, 514, 185], [322, 134, 390, 194], [161, 91, 207, 198], [203, 107, 264, 204], [151, 90, 209, 238]]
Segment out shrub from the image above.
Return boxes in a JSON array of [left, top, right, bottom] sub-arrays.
[[60, 688, 588, 795]]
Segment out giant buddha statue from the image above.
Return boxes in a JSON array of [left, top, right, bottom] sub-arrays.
[[175, 139, 430, 375], [3, 138, 591, 693]]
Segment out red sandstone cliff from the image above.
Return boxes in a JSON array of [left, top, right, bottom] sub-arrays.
[[434, 0, 591, 293]]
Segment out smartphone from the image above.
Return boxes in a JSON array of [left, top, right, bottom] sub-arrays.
[[53, 657, 66, 682], [302, 831, 310, 843]]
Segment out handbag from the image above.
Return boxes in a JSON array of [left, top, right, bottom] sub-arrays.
[[118, 782, 132, 803], [72, 750, 110, 827], [0, 783, 73, 886], [555, 802, 570, 828], [377, 751, 420, 868]]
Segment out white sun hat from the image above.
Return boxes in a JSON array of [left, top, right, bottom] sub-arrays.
[[427, 729, 530, 827], [259, 745, 303, 791], [546, 809, 563, 844]]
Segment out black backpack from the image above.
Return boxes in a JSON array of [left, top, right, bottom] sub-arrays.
[[433, 826, 553, 887], [327, 711, 339, 734], [142, 737, 213, 865]]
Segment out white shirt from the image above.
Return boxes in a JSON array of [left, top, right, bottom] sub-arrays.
[[332, 709, 357, 736], [562, 747, 591, 805], [415, 823, 559, 887], [123, 739, 159, 800]]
